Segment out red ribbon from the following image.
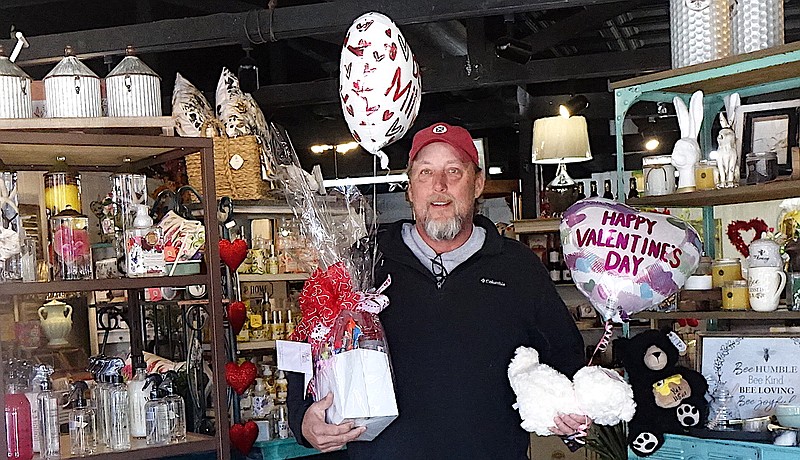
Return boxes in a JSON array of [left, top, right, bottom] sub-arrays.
[[290, 261, 390, 353]]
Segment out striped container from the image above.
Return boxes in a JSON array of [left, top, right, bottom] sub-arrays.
[[669, 0, 731, 68], [732, 0, 784, 55], [106, 47, 161, 117], [0, 47, 32, 118], [43, 46, 102, 118]]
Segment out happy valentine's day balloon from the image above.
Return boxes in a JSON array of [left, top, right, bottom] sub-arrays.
[[340, 12, 422, 169], [560, 198, 702, 322]]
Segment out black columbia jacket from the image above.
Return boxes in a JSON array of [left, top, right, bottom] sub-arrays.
[[288, 215, 585, 459]]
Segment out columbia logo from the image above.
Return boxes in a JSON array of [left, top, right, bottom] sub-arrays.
[[481, 278, 506, 287]]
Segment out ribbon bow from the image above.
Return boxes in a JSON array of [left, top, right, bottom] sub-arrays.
[[292, 261, 391, 353]]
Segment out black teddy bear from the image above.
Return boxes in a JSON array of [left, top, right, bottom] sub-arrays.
[[615, 328, 709, 457]]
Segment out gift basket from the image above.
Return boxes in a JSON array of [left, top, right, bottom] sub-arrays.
[[269, 124, 398, 441]]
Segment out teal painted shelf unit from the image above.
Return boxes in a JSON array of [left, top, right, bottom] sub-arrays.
[[628, 433, 800, 459], [612, 41, 800, 258]]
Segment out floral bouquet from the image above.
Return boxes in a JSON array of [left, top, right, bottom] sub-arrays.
[[269, 124, 398, 440]]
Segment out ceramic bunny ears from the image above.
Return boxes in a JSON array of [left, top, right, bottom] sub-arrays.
[[673, 90, 704, 140], [720, 93, 741, 129]]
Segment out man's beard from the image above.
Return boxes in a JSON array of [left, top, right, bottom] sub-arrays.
[[420, 194, 471, 241], [423, 214, 464, 241]]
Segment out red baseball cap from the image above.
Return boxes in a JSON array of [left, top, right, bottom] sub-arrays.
[[408, 122, 479, 166]]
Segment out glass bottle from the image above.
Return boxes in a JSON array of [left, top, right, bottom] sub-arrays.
[[589, 180, 599, 198], [252, 378, 271, 420], [108, 373, 130, 450], [274, 405, 290, 439], [547, 234, 561, 283], [275, 371, 288, 405], [144, 374, 169, 445], [68, 381, 96, 456], [602, 179, 614, 199], [127, 360, 148, 438], [5, 370, 34, 460], [268, 243, 279, 275], [50, 206, 93, 280], [628, 177, 639, 199], [249, 296, 265, 341], [125, 204, 165, 277], [161, 371, 186, 443], [575, 182, 586, 200], [0, 158, 22, 281], [36, 365, 61, 459], [271, 310, 285, 341], [285, 310, 296, 338]]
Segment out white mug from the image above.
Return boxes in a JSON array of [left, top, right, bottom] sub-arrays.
[[748, 267, 787, 312]]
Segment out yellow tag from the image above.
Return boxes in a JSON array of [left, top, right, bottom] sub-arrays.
[[249, 314, 263, 329]]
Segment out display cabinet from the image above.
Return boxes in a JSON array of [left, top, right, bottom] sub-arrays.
[[0, 131, 230, 460]]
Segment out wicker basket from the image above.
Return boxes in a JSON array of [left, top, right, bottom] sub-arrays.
[[185, 135, 271, 200]]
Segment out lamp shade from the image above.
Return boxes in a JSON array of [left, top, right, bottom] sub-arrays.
[[531, 116, 592, 164]]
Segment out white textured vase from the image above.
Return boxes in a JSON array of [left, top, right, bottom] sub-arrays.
[[38, 299, 73, 346], [732, 0, 784, 55], [669, 0, 731, 68]]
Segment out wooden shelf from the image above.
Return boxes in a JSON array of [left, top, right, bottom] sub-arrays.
[[238, 273, 310, 282], [626, 179, 800, 207], [2, 274, 208, 296], [612, 41, 800, 95], [0, 116, 174, 135], [512, 218, 561, 234], [237, 340, 277, 350], [0, 131, 209, 171], [634, 310, 800, 320], [37, 433, 216, 460]]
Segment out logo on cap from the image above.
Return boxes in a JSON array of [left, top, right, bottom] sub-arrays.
[[432, 125, 447, 134]]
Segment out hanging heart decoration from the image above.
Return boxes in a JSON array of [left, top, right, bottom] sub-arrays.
[[230, 420, 259, 455], [219, 238, 248, 272], [227, 301, 247, 335], [726, 218, 768, 257], [225, 361, 258, 395]]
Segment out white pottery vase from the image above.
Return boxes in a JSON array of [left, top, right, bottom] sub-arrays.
[[38, 299, 72, 346]]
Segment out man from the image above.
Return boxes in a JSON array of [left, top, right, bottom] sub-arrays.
[[288, 122, 588, 459]]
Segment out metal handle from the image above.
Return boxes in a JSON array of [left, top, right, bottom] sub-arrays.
[[74, 76, 81, 94], [124, 74, 132, 92]]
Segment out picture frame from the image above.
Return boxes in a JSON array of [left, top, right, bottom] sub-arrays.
[[697, 332, 800, 419], [734, 99, 800, 178]]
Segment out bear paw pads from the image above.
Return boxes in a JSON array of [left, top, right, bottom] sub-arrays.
[[677, 404, 700, 427], [632, 432, 659, 455]]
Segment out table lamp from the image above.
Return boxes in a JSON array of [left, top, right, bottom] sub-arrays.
[[532, 115, 593, 215]]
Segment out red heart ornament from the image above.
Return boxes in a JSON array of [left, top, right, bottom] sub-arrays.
[[227, 301, 247, 335], [219, 238, 248, 272], [230, 420, 258, 455], [225, 361, 258, 395]]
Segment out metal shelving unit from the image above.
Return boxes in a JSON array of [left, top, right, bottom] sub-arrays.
[[612, 41, 800, 258], [0, 132, 230, 460]]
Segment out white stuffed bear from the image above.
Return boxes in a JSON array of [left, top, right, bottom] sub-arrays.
[[508, 346, 635, 436]]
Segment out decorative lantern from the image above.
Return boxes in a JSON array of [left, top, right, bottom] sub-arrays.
[[669, 0, 731, 68]]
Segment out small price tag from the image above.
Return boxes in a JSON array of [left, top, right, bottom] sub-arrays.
[[667, 331, 688, 355]]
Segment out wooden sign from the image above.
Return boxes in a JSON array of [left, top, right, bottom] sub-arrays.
[[698, 332, 800, 418]]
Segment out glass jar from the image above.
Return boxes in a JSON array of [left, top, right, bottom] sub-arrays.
[[707, 386, 741, 430], [712, 258, 743, 288], [111, 172, 147, 231], [695, 255, 713, 275], [722, 280, 750, 310], [50, 206, 93, 280], [44, 158, 82, 218], [0, 158, 22, 281], [745, 151, 778, 184], [694, 160, 717, 190]]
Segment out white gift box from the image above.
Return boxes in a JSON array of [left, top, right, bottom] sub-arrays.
[[315, 348, 398, 441]]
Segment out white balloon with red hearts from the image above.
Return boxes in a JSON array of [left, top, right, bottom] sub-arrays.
[[560, 198, 702, 322], [339, 12, 421, 169]]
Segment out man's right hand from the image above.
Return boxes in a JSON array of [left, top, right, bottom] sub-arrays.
[[302, 392, 366, 452]]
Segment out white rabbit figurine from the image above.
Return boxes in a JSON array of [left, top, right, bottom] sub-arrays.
[[671, 91, 704, 191], [717, 93, 741, 188]]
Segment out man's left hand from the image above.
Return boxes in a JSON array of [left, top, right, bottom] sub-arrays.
[[549, 413, 592, 436]]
